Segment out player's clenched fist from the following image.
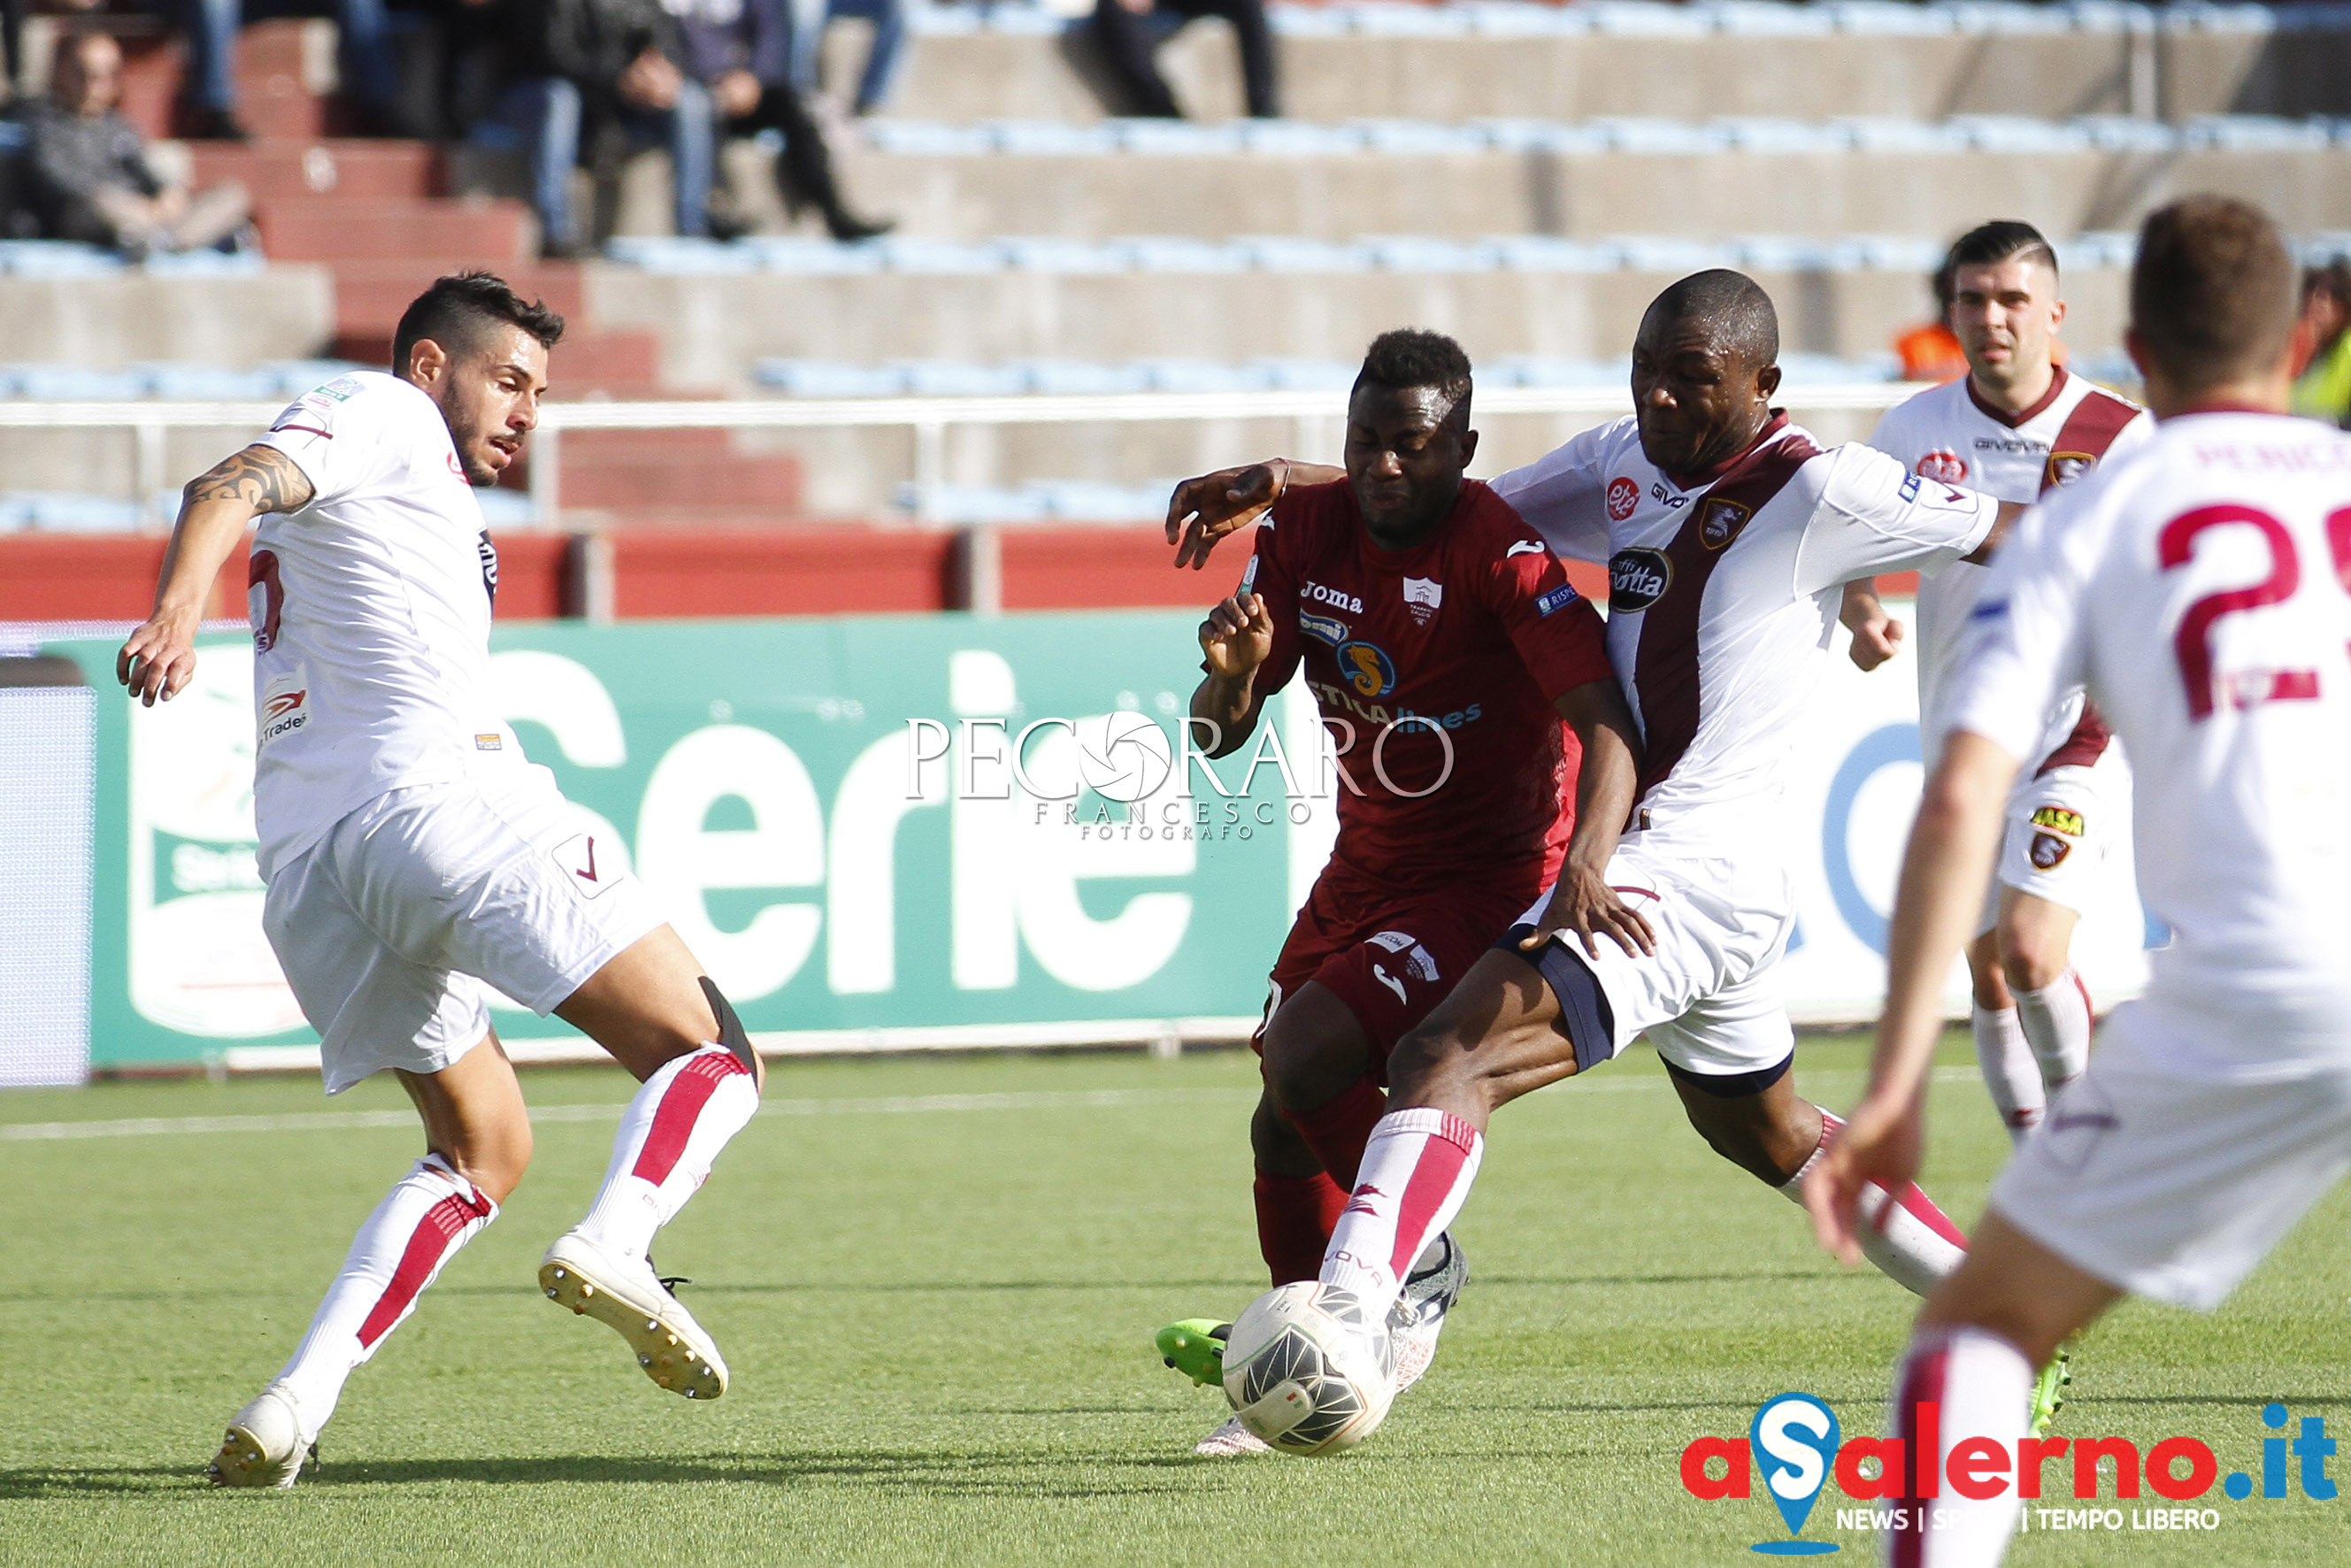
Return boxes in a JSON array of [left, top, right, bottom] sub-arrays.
[[1199, 591, 1273, 681], [1166, 460, 1288, 570]]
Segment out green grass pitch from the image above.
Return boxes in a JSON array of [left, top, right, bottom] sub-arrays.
[[4, 1034, 2346, 1566]]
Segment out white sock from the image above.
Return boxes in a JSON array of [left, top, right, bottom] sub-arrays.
[[2015, 972, 2093, 1099], [1890, 1326, 2033, 1567], [1318, 1109, 1483, 1318], [1971, 1005, 2043, 1145], [575, 1043, 758, 1260], [273, 1154, 497, 1435], [1780, 1111, 1966, 1295]]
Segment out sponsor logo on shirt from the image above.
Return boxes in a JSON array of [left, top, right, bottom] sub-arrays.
[[258, 667, 310, 747], [2030, 831, 2072, 870], [2045, 450, 2096, 488], [1298, 610, 1348, 646], [474, 733, 503, 751], [1609, 547, 1673, 613], [1505, 539, 1547, 558], [319, 376, 361, 402], [1335, 639, 1397, 699], [1698, 496, 1752, 550], [1536, 583, 1580, 617], [1304, 580, 1364, 614], [2029, 805, 2085, 837], [448, 450, 467, 480], [1402, 576, 1442, 624], [1916, 449, 1968, 484], [1899, 473, 1923, 503], [1607, 476, 1640, 520]]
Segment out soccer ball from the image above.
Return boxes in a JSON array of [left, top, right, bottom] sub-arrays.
[[1220, 1281, 1397, 1455]]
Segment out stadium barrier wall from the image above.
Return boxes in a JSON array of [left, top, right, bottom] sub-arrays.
[[27, 605, 2155, 1082]]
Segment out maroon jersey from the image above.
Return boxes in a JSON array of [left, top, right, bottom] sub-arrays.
[[1235, 478, 1616, 888]]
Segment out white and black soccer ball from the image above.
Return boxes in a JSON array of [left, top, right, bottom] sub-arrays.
[[1220, 1281, 1397, 1455]]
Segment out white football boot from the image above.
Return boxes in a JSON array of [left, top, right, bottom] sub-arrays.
[[208, 1383, 316, 1489], [1388, 1231, 1468, 1393], [540, 1229, 728, 1400], [1195, 1413, 1273, 1457]]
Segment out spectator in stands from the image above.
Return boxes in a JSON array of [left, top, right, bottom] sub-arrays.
[[1093, 0, 1276, 119], [21, 30, 253, 254], [2293, 259, 2351, 427], [782, 0, 905, 117], [494, 0, 715, 258], [174, 0, 411, 139], [1894, 255, 1968, 383], [668, 0, 890, 242]]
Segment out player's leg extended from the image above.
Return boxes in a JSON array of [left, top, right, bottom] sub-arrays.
[[1996, 888, 2092, 1099], [214, 1034, 523, 1488], [1967, 929, 2045, 1145], [1259, 980, 1384, 1259], [541, 926, 761, 1398], [1886, 1214, 2120, 1568], [1668, 1064, 1967, 1296]]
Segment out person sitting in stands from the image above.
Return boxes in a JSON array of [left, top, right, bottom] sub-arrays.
[[1092, 0, 1277, 120]]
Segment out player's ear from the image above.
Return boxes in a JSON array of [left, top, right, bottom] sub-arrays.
[[1755, 362, 1783, 404], [406, 337, 450, 388], [2049, 296, 2067, 333], [1457, 427, 1479, 468]]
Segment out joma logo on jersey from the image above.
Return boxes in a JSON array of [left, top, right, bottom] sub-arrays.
[[2046, 450, 2096, 488], [1304, 580, 1364, 614], [1336, 640, 1397, 699], [1298, 611, 1348, 646], [2030, 806, 2085, 837], [1698, 497, 1752, 550], [1610, 548, 1674, 613]]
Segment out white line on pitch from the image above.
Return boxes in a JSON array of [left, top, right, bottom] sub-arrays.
[[0, 1066, 1977, 1143]]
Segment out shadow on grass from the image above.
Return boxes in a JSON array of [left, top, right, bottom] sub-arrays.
[[0, 1449, 1243, 1501]]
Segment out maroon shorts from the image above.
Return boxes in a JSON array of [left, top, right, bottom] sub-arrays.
[[1254, 862, 1544, 1082]]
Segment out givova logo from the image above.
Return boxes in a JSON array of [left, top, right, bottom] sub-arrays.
[[1681, 1395, 2339, 1552]]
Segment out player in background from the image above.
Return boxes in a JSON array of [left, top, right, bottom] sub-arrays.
[[1172, 277, 2027, 1439], [1841, 224, 2151, 1162], [1806, 196, 2351, 1568], [117, 273, 765, 1488], [1157, 330, 1646, 1455]]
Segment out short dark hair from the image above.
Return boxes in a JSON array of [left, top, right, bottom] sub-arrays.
[[2131, 196, 2298, 389], [1353, 328, 1473, 419], [1946, 220, 2060, 286], [1644, 269, 1779, 369], [392, 271, 565, 373]]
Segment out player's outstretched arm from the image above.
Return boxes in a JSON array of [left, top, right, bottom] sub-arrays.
[[118, 444, 315, 706], [1806, 728, 2017, 1265], [1960, 499, 2030, 565], [1840, 579, 1904, 672], [1521, 678, 1654, 959], [1187, 590, 1275, 758], [1164, 458, 1341, 570]]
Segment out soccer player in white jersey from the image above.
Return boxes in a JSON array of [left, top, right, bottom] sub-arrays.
[[1842, 221, 2154, 1150], [1807, 196, 2351, 1568], [117, 273, 766, 1488], [1166, 275, 2032, 1418]]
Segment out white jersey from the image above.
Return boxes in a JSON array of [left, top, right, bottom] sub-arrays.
[[1949, 411, 2351, 1074], [1493, 413, 1999, 848], [246, 371, 523, 879], [1868, 368, 2153, 766]]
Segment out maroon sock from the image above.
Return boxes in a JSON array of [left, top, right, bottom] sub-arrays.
[[1284, 1073, 1388, 1191], [1253, 1172, 1347, 1286]]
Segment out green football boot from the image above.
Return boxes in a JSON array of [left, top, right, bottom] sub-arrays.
[[1156, 1318, 1231, 1388], [2029, 1343, 2073, 1438]]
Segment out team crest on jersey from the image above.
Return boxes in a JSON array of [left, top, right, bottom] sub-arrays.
[[1298, 611, 1348, 646], [2029, 832, 2071, 871], [1916, 450, 1968, 484], [1697, 497, 1751, 550], [2044, 450, 2095, 488], [1610, 548, 1673, 613], [1335, 640, 1397, 699], [1607, 476, 1640, 521], [2029, 805, 2085, 837], [1402, 577, 1442, 624]]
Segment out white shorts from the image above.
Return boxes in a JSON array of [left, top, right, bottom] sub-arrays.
[[1991, 1004, 2351, 1311], [1978, 759, 2117, 932], [263, 773, 665, 1094], [1514, 834, 1796, 1080]]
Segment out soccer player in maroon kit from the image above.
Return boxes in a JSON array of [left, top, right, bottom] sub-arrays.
[[1158, 330, 1647, 1453]]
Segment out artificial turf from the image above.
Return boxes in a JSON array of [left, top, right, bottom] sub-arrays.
[[4, 1034, 2345, 1566]]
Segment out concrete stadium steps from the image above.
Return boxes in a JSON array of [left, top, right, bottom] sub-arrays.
[[583, 261, 2124, 383], [827, 134, 2351, 243], [183, 140, 445, 202], [863, 10, 2351, 127], [548, 429, 806, 514], [252, 196, 535, 265], [0, 271, 334, 369]]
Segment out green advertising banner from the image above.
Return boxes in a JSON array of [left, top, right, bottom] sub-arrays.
[[51, 614, 1336, 1069]]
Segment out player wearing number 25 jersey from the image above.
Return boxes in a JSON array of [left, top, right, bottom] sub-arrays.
[[117, 273, 767, 1490], [1809, 197, 2351, 1568]]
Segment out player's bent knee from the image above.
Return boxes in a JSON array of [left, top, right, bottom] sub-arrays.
[[1997, 936, 2067, 995]]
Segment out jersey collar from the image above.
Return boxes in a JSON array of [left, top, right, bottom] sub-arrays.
[[1663, 411, 1789, 491], [1965, 365, 2068, 428]]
